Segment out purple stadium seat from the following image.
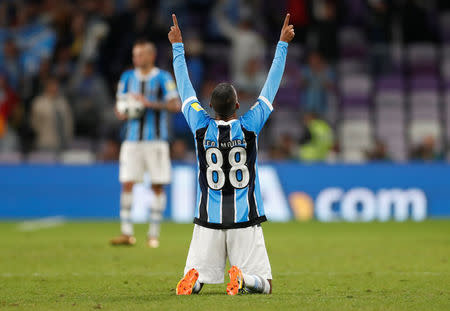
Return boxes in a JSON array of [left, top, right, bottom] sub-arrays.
[[409, 92, 440, 120], [340, 74, 372, 98], [342, 106, 370, 120], [338, 59, 368, 75], [407, 44, 438, 74], [376, 75, 404, 91], [409, 75, 440, 91], [276, 87, 299, 108], [341, 95, 370, 107], [376, 107, 405, 122], [338, 27, 367, 58]]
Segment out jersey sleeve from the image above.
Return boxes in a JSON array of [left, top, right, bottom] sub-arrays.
[[116, 71, 130, 98], [159, 70, 179, 100], [240, 41, 288, 134], [239, 98, 273, 134], [182, 97, 211, 133], [172, 42, 210, 133]]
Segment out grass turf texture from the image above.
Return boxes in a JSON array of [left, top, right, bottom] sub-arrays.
[[0, 221, 449, 311]]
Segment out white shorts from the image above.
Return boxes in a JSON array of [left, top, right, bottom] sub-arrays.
[[119, 141, 171, 184], [184, 224, 272, 284]]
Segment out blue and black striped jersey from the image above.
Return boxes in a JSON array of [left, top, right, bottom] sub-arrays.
[[172, 41, 288, 229], [117, 68, 178, 141]]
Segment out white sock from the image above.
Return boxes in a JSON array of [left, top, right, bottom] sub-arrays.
[[192, 281, 202, 294], [120, 192, 133, 236], [243, 274, 271, 294], [148, 209, 163, 239], [148, 192, 166, 238]]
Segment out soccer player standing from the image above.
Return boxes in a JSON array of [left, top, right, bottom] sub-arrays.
[[168, 14, 294, 294], [111, 40, 181, 248]]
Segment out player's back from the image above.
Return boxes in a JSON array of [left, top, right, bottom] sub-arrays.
[[194, 116, 267, 229], [172, 39, 288, 229]]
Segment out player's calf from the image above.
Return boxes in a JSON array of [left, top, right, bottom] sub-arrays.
[[227, 266, 272, 295], [147, 185, 166, 248], [111, 187, 136, 246]]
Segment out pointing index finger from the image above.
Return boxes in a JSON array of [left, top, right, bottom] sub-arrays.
[[172, 14, 179, 28], [283, 13, 290, 28]]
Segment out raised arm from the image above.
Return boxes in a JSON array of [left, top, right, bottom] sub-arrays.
[[240, 14, 295, 134], [168, 14, 210, 133], [259, 14, 295, 105], [169, 14, 196, 105]]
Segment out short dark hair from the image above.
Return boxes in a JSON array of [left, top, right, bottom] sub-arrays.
[[210, 83, 237, 118], [133, 39, 156, 52], [134, 38, 151, 46]]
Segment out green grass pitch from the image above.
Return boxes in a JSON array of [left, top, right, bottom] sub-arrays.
[[0, 221, 449, 310]]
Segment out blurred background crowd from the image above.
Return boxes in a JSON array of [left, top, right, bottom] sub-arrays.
[[1, 0, 450, 163]]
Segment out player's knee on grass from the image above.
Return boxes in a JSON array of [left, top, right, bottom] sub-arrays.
[[151, 184, 164, 194], [122, 182, 134, 193]]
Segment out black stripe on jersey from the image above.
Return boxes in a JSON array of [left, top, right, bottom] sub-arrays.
[[195, 127, 209, 222], [138, 80, 146, 140], [194, 215, 267, 229], [242, 126, 258, 220], [154, 85, 163, 139], [218, 125, 235, 224]]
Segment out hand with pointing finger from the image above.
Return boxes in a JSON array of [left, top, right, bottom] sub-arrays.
[[280, 13, 295, 43], [168, 14, 183, 44]]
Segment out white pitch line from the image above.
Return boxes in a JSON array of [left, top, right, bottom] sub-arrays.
[[17, 216, 66, 232]]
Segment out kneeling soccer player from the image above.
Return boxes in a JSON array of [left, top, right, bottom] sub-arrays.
[[168, 13, 295, 295]]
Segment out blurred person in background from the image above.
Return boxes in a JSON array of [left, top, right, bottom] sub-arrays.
[[185, 35, 205, 92], [365, 138, 390, 161], [111, 40, 180, 248], [410, 135, 444, 161], [308, 0, 338, 63], [68, 61, 112, 141], [300, 51, 335, 117], [235, 58, 267, 98], [30, 77, 73, 152], [13, 1, 56, 77], [1, 38, 20, 90], [22, 59, 52, 111], [214, 0, 265, 87], [0, 73, 19, 153], [52, 46, 74, 86], [298, 113, 333, 162]]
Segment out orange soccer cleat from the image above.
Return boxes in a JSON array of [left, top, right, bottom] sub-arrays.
[[226, 266, 244, 296], [176, 268, 199, 295]]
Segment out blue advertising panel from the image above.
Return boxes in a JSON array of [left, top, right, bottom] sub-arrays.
[[0, 163, 449, 221]]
